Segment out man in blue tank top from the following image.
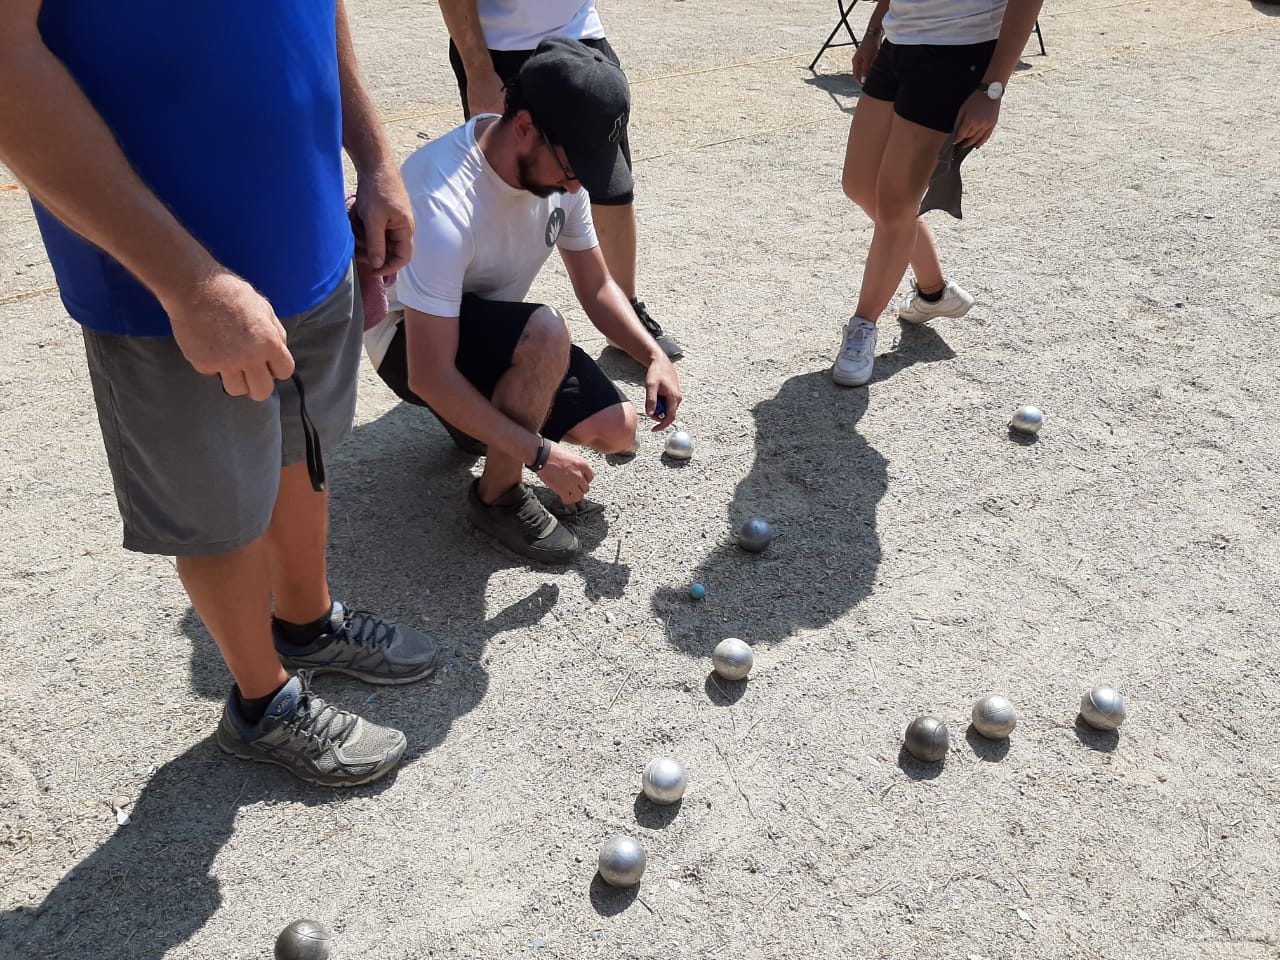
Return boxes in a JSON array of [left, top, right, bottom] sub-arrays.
[[0, 0, 441, 787]]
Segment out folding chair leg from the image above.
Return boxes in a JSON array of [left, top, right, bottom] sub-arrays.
[[809, 1, 861, 72], [1034, 19, 1046, 56]]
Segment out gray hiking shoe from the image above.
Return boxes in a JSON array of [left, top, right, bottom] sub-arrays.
[[274, 602, 444, 685], [465, 480, 579, 564], [215, 673, 406, 787]]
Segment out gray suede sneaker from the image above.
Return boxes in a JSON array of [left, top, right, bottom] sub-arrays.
[[274, 602, 444, 685], [465, 480, 579, 564], [215, 673, 406, 787]]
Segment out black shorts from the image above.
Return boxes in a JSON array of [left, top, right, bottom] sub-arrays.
[[447, 36, 634, 206], [374, 295, 625, 443], [861, 39, 997, 134]]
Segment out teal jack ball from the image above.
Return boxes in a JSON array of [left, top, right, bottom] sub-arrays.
[[689, 583, 706, 600]]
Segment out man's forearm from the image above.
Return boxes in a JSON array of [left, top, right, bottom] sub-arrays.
[[983, 0, 1045, 86], [0, 17, 219, 309], [583, 282, 664, 367], [336, 0, 394, 173], [438, 0, 492, 74]]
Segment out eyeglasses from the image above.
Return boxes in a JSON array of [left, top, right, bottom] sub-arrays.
[[537, 127, 578, 185]]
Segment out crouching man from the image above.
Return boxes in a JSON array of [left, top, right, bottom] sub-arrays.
[[364, 37, 682, 564]]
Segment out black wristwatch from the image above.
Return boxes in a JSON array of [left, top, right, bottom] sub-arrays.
[[528, 436, 551, 472]]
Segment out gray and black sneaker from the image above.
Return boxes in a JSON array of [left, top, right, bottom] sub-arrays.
[[465, 480, 579, 564], [631, 299, 684, 360], [274, 602, 443, 685], [215, 672, 406, 787]]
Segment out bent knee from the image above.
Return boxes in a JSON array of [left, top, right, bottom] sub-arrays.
[[517, 305, 571, 361], [577, 403, 637, 454], [839, 171, 880, 218], [873, 183, 923, 223]]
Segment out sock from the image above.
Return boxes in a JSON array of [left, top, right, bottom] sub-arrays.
[[272, 602, 339, 649], [236, 680, 289, 725], [917, 283, 945, 303]]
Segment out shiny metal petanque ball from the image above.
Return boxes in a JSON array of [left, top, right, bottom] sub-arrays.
[[642, 757, 687, 805], [970, 694, 1018, 739], [1079, 686, 1127, 731], [664, 430, 694, 460], [274, 920, 332, 960], [736, 517, 775, 553], [712, 637, 754, 681], [597, 834, 647, 887], [904, 716, 950, 762], [1009, 405, 1044, 434]]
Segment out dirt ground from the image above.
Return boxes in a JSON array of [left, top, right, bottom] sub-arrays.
[[2, 1, 1279, 958]]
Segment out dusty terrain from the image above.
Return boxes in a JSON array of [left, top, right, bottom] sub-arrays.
[[2, 1, 1278, 957]]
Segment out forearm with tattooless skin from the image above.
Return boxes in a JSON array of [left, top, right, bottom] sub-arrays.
[[438, 0, 493, 76], [335, 0, 395, 174], [982, 0, 1046, 86], [0, 18, 222, 310], [866, 0, 891, 37]]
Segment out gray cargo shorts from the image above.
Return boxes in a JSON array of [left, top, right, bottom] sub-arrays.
[[82, 265, 362, 556]]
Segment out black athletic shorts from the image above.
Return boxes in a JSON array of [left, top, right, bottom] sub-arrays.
[[447, 36, 634, 206], [861, 39, 997, 134], [374, 295, 625, 443]]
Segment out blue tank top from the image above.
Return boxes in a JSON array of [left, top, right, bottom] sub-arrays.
[[34, 1, 354, 336]]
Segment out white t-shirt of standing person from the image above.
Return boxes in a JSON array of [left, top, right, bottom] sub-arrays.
[[883, 0, 1009, 45], [476, 0, 605, 50]]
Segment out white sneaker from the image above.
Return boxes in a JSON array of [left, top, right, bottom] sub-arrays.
[[831, 318, 878, 387], [898, 280, 974, 324]]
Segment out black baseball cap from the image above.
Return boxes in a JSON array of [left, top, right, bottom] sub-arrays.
[[517, 36, 633, 198]]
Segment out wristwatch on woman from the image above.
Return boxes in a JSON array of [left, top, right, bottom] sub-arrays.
[[981, 81, 1005, 101]]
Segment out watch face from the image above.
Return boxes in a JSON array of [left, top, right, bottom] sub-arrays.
[[987, 81, 1004, 100]]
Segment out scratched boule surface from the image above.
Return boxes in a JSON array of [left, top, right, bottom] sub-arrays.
[[1, 2, 1278, 958]]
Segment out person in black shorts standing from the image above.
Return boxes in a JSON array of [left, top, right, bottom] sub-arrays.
[[439, 0, 686, 360], [831, 0, 1045, 388], [363, 38, 683, 565]]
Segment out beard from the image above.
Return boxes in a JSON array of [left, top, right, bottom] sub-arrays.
[[517, 150, 566, 198]]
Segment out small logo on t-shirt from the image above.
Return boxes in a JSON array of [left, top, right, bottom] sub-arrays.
[[608, 111, 628, 144], [545, 207, 566, 247]]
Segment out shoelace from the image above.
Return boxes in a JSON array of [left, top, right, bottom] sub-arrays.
[[633, 301, 664, 338], [287, 672, 358, 746], [340, 609, 397, 649], [511, 489, 553, 535], [841, 324, 872, 359]]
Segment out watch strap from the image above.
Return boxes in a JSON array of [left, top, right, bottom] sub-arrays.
[[529, 436, 551, 472]]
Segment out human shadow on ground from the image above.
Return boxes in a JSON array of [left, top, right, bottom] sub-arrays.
[[8, 398, 623, 959], [803, 71, 862, 115], [1249, 1, 1280, 16], [652, 324, 956, 656], [0, 740, 383, 960]]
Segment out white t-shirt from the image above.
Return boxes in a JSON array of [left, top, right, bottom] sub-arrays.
[[364, 116, 597, 368], [477, 0, 605, 51], [882, 0, 1007, 45]]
